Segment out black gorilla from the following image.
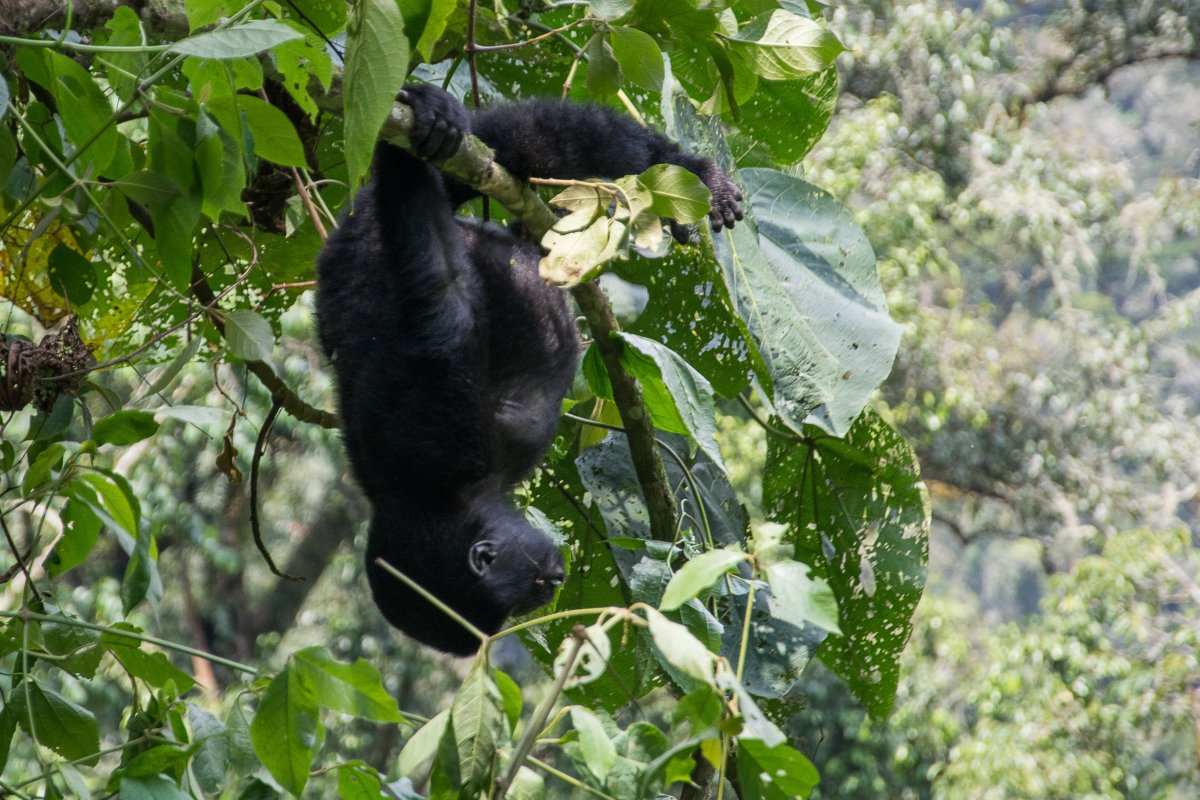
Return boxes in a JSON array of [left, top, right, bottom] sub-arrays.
[[315, 85, 742, 654]]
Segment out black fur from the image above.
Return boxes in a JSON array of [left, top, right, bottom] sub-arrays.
[[315, 85, 742, 655]]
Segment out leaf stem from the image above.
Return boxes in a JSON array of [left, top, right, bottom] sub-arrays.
[[373, 557, 489, 646]]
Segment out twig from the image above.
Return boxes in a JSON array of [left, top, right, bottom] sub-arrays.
[[249, 400, 303, 580], [572, 285, 677, 543]]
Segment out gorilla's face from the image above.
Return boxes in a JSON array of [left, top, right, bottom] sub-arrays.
[[468, 510, 565, 617]]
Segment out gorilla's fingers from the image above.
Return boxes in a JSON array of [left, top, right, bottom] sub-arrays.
[[669, 220, 691, 244]]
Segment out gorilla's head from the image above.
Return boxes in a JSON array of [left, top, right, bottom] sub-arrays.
[[468, 505, 565, 616], [365, 499, 564, 656]]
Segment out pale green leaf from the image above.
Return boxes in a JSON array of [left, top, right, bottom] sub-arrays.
[[224, 309, 274, 361], [169, 20, 304, 59], [659, 548, 749, 612]]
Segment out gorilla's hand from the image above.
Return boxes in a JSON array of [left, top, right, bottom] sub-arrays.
[[668, 162, 744, 243], [398, 85, 470, 162], [702, 163, 744, 233]]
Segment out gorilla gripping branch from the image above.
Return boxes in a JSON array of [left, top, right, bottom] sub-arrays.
[[369, 89, 680, 545]]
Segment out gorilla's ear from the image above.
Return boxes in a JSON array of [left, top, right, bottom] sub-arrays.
[[469, 540, 498, 577]]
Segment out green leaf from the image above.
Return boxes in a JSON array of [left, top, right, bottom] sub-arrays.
[[614, 332, 726, 468], [586, 35, 623, 101], [224, 310, 275, 361], [763, 559, 840, 634], [764, 410, 929, 717], [103, 626, 196, 691], [644, 607, 717, 686], [46, 498, 102, 577], [660, 548, 749, 611], [292, 646, 405, 723], [42, 616, 103, 678], [727, 11, 843, 81], [169, 20, 304, 59], [93, 409, 160, 446], [451, 657, 506, 791], [570, 707, 617, 782], [337, 762, 386, 799], [711, 168, 900, 435], [638, 164, 711, 223], [22, 441, 66, 495], [113, 170, 183, 206], [250, 665, 322, 796], [737, 739, 819, 799], [196, 113, 247, 219], [508, 767, 546, 800], [206, 94, 307, 168], [540, 216, 627, 287], [290, 0, 348, 37], [0, 702, 17, 774], [48, 243, 97, 305], [609, 26, 663, 91], [494, 669, 523, 733], [273, 24, 334, 119], [11, 681, 100, 764], [101, 6, 148, 102], [343, 0, 410, 189], [397, 709, 449, 777], [590, 0, 632, 20], [117, 776, 192, 800], [187, 704, 229, 794], [124, 743, 202, 776], [14, 49, 119, 175], [65, 470, 139, 544], [399, 0, 456, 62]]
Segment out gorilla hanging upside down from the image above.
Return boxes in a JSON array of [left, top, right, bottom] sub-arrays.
[[315, 84, 743, 654]]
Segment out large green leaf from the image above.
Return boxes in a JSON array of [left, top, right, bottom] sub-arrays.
[[745, 167, 901, 433], [733, 66, 838, 165], [10, 681, 100, 764], [250, 664, 322, 796], [737, 739, 820, 800], [451, 657, 506, 791], [726, 11, 843, 81], [343, 0, 410, 190], [14, 49, 121, 176], [764, 410, 929, 717], [206, 93, 307, 168], [709, 168, 901, 436], [292, 646, 405, 723], [168, 20, 304, 59]]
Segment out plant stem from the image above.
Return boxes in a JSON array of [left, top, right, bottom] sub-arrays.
[[0, 609, 258, 674], [373, 557, 489, 646]]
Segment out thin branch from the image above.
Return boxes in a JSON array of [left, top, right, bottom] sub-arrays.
[[189, 265, 341, 429], [0, 513, 40, 601], [250, 400, 302, 580]]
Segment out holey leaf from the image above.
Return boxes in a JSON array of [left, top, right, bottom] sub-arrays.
[[726, 11, 844, 81], [764, 410, 929, 718], [714, 168, 901, 436]]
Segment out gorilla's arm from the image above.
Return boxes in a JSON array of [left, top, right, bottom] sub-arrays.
[[463, 100, 744, 232]]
